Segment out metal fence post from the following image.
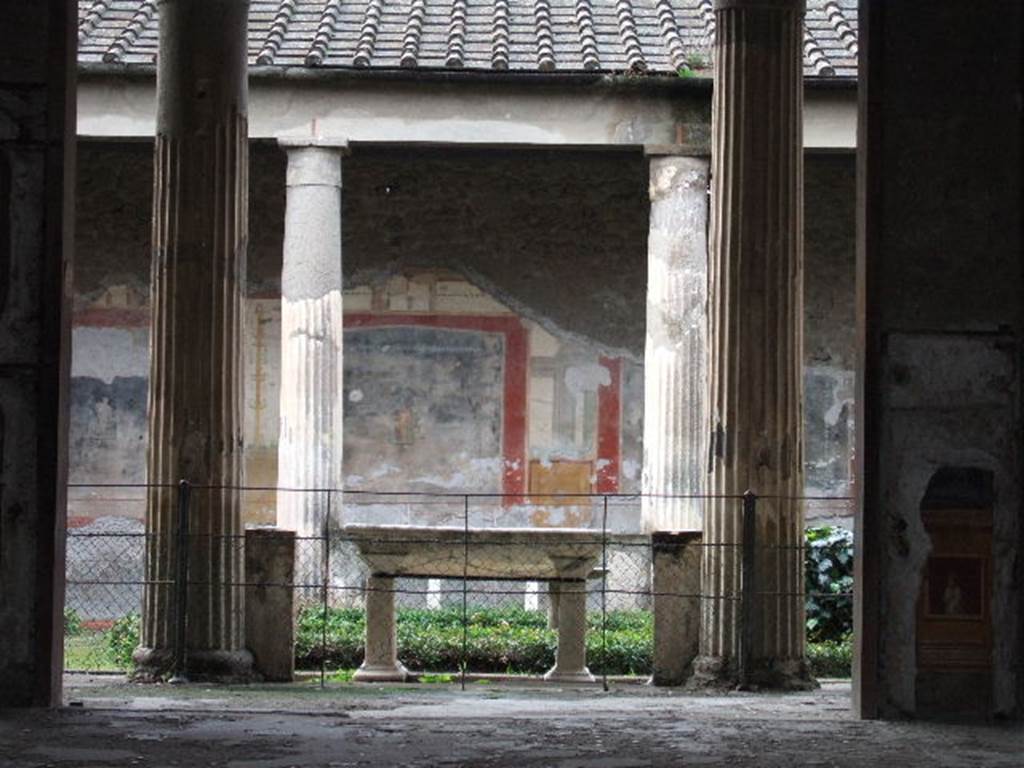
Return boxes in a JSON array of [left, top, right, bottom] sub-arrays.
[[461, 493, 469, 691], [740, 489, 758, 687], [170, 479, 191, 684], [322, 489, 330, 689], [601, 495, 609, 692]]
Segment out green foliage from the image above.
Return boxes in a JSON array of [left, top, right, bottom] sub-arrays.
[[804, 526, 854, 642], [685, 53, 707, 71], [676, 66, 695, 79], [420, 673, 455, 683], [64, 632, 120, 672], [295, 605, 652, 676], [64, 607, 83, 637], [107, 613, 141, 669], [806, 638, 852, 678]]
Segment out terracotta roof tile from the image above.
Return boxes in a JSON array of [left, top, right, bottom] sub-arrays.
[[77, 0, 858, 77]]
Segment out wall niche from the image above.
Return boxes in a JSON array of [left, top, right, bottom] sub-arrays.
[[915, 466, 995, 718]]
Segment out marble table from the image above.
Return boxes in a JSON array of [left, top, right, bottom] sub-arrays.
[[342, 524, 605, 683]]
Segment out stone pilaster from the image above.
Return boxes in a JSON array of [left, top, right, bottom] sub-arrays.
[[245, 528, 296, 682], [135, 0, 253, 680], [275, 144, 346, 537], [0, 0, 75, 707], [651, 532, 702, 686], [695, 0, 813, 689], [642, 154, 710, 533]]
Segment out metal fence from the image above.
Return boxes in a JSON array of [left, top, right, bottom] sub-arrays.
[[63, 483, 854, 688]]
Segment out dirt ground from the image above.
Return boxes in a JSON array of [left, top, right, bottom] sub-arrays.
[[0, 677, 1021, 767]]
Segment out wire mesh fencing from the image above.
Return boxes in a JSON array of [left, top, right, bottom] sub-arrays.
[[63, 483, 855, 686]]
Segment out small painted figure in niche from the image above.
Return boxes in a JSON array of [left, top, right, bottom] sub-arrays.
[[393, 406, 417, 446], [927, 556, 983, 618], [942, 573, 964, 615]]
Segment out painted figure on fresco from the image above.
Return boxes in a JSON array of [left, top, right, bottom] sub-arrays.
[[393, 406, 417, 446], [927, 556, 983, 619], [942, 573, 964, 616]]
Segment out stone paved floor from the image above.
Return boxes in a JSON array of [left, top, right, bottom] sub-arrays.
[[0, 677, 1021, 767]]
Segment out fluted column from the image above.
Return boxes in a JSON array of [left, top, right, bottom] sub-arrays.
[[276, 143, 346, 537], [642, 154, 710, 533], [136, 0, 252, 680], [695, 0, 812, 689]]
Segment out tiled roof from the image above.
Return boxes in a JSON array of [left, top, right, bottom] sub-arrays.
[[77, 0, 858, 78]]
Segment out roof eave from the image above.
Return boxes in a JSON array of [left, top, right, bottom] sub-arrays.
[[77, 61, 856, 92]]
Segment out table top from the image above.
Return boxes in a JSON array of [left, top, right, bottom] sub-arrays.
[[341, 524, 608, 580]]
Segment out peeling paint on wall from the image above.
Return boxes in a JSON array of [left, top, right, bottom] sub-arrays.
[[70, 142, 858, 530], [876, 332, 1020, 717]]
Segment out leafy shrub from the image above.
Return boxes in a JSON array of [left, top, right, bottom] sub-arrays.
[[107, 613, 141, 669], [82, 605, 848, 679], [64, 607, 83, 637], [807, 638, 852, 678], [685, 53, 707, 70], [295, 605, 651, 676], [804, 526, 854, 643]]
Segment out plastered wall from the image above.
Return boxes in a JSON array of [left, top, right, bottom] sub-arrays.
[[859, 2, 1022, 718], [71, 142, 856, 530]]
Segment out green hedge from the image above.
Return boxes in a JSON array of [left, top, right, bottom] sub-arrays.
[[68, 604, 851, 678], [296, 606, 851, 678], [806, 637, 852, 678], [296, 605, 653, 675]]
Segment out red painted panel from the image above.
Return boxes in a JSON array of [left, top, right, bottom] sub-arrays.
[[596, 356, 622, 494], [345, 313, 529, 502], [503, 323, 529, 502], [73, 307, 149, 327]]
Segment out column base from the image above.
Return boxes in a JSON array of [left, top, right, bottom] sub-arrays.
[[648, 664, 694, 687], [131, 647, 255, 683], [689, 654, 818, 691], [187, 649, 256, 683], [544, 666, 596, 684], [131, 646, 173, 682], [353, 661, 411, 683]]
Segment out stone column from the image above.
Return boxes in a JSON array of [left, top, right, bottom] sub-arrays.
[[650, 532, 702, 686], [354, 575, 410, 682], [544, 579, 595, 683], [642, 153, 710, 533], [695, 0, 812, 689], [135, 0, 253, 680], [276, 144, 346, 538]]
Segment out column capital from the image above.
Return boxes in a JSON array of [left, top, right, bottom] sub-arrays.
[[714, 0, 804, 11], [652, 531, 704, 549], [648, 155, 709, 203], [278, 137, 351, 153], [281, 141, 347, 188], [644, 144, 710, 159]]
